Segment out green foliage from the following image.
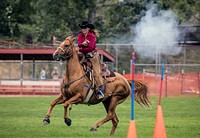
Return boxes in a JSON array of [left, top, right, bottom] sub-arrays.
[[0, 0, 199, 42], [100, 0, 148, 39], [0, 0, 34, 38], [30, 0, 97, 42], [164, 0, 200, 24], [0, 0, 11, 36]]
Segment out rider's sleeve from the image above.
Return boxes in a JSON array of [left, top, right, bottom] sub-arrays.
[[80, 35, 96, 52], [78, 34, 84, 47], [87, 35, 96, 49]]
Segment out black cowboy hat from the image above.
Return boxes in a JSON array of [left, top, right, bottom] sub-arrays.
[[78, 21, 95, 29]]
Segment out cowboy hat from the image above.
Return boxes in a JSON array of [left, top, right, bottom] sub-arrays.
[[78, 21, 95, 29]]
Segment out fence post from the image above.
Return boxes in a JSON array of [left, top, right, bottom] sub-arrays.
[[165, 68, 168, 97], [181, 69, 184, 94], [20, 53, 24, 95], [198, 72, 200, 97]]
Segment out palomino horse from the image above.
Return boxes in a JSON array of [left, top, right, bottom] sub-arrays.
[[43, 36, 150, 135]]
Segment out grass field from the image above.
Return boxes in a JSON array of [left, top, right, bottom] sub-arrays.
[[0, 96, 200, 138]]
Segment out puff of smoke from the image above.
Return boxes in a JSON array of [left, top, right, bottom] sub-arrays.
[[131, 4, 181, 59]]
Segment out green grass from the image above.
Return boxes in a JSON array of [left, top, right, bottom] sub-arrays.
[[0, 96, 200, 138]]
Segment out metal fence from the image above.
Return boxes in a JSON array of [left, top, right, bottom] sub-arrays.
[[0, 44, 200, 80], [0, 61, 65, 80], [0, 60, 199, 96], [0, 60, 199, 80]]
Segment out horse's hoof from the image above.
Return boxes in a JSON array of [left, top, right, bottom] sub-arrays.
[[90, 127, 97, 131], [64, 118, 72, 126], [43, 117, 50, 125]]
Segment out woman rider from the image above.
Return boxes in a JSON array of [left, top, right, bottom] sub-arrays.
[[77, 21, 104, 99]]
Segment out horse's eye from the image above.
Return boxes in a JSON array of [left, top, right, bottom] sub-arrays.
[[65, 45, 68, 47]]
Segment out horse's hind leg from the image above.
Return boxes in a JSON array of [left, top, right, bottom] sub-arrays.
[[103, 100, 119, 135], [102, 98, 119, 135], [90, 97, 119, 135], [110, 113, 119, 135], [43, 94, 65, 125]]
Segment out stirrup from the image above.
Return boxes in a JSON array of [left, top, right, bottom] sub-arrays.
[[97, 93, 104, 99]]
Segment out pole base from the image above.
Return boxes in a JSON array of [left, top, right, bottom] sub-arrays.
[[154, 105, 167, 138], [126, 120, 137, 138]]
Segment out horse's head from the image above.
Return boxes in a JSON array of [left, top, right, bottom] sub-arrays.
[[53, 36, 76, 61]]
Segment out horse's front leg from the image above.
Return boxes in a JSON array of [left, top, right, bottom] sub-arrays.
[[63, 93, 82, 126], [43, 94, 65, 125]]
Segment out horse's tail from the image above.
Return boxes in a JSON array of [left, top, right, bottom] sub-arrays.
[[128, 80, 151, 107]]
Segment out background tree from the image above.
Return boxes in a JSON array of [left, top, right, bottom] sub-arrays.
[[164, 0, 200, 24], [0, 0, 34, 39], [1, 0, 199, 42]]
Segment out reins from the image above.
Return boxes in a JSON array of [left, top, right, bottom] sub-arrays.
[[56, 46, 73, 60], [62, 69, 89, 89]]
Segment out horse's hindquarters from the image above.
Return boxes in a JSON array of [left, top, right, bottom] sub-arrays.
[[104, 73, 131, 103]]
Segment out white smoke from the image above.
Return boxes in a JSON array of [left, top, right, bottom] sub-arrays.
[[131, 4, 181, 59]]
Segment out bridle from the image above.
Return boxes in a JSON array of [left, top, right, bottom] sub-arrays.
[[53, 39, 74, 60]]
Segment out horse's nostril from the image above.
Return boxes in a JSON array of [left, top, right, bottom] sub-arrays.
[[53, 53, 60, 61]]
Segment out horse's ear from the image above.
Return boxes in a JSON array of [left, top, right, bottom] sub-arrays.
[[71, 37, 76, 43]]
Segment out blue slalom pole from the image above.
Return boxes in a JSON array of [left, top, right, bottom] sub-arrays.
[[126, 52, 137, 138], [131, 52, 135, 120], [158, 60, 165, 105]]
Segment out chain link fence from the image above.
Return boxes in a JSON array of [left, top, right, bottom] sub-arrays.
[[0, 43, 200, 95]]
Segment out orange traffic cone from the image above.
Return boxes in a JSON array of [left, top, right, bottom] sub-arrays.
[[126, 120, 137, 138], [154, 105, 167, 138]]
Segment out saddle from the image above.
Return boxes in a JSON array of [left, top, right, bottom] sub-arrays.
[[101, 63, 116, 82]]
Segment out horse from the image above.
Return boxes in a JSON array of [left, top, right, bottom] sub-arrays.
[[43, 36, 150, 135]]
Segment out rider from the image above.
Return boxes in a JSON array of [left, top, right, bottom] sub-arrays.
[[77, 20, 104, 99]]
